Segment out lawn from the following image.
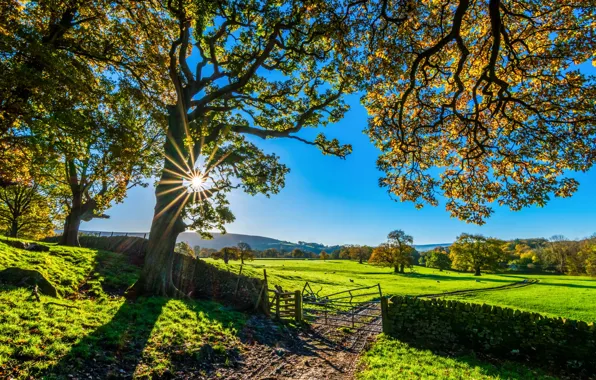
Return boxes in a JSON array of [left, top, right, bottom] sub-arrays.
[[205, 259, 520, 296], [206, 259, 596, 322], [448, 273, 596, 322], [0, 239, 245, 379], [357, 335, 556, 380], [1, 240, 594, 379]]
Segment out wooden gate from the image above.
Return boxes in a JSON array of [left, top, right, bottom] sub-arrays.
[[268, 286, 303, 321]]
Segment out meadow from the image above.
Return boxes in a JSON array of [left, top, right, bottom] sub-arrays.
[[207, 259, 596, 323], [1, 240, 595, 379]]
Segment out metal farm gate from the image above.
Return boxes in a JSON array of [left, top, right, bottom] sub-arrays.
[[301, 283, 384, 349]]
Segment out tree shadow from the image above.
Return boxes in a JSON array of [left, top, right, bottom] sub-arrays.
[[45, 297, 167, 379]]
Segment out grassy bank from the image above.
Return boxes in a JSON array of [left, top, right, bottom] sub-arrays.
[[0, 239, 244, 379]]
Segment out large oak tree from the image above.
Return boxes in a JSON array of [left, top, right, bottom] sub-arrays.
[[136, 0, 356, 296]]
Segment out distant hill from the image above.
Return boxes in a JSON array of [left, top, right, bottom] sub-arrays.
[[413, 243, 452, 252], [76, 230, 450, 254], [176, 232, 341, 254]]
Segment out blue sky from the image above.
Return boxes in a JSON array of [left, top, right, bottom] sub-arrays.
[[84, 86, 596, 246]]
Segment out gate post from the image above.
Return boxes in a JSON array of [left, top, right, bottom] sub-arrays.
[[380, 296, 390, 334], [294, 290, 302, 322]]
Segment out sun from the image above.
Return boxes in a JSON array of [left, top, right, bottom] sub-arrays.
[[187, 173, 206, 193], [191, 175, 204, 188]]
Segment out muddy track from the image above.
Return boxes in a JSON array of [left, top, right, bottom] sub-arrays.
[[418, 278, 539, 299], [213, 302, 382, 380]]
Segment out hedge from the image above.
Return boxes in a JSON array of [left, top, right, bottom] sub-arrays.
[[383, 296, 596, 375]]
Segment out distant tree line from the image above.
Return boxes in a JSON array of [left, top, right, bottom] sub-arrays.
[[418, 234, 596, 277]]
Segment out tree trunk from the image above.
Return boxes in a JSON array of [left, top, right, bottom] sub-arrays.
[[9, 219, 18, 237], [474, 266, 481, 276], [394, 265, 399, 273], [399, 264, 405, 273], [136, 106, 190, 297], [60, 191, 83, 246]]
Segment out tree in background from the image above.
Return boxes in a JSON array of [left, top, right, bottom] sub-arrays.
[[193, 245, 201, 258], [330, 249, 341, 260], [174, 242, 195, 258], [320, 251, 329, 261], [545, 235, 573, 274], [450, 234, 504, 276], [38, 87, 163, 247], [340, 245, 373, 263], [362, 0, 596, 225], [291, 249, 305, 259], [0, 183, 54, 239], [369, 230, 415, 273], [237, 242, 254, 264], [212, 247, 239, 265], [425, 250, 452, 272], [261, 248, 279, 258]]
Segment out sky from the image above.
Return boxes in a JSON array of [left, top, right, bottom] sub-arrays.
[[84, 87, 596, 247]]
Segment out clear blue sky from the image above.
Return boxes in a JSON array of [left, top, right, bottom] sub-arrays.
[[85, 73, 596, 246]]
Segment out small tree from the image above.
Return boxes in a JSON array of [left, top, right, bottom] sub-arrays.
[[369, 230, 415, 273], [320, 251, 329, 261], [450, 234, 504, 276], [291, 249, 305, 258], [425, 251, 452, 271], [213, 247, 239, 265], [237, 242, 254, 264], [193, 245, 201, 258]]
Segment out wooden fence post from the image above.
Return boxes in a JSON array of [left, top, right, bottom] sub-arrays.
[[263, 269, 270, 315], [275, 293, 280, 319], [380, 296, 389, 334], [294, 290, 302, 322]]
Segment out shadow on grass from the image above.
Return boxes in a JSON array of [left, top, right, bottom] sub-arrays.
[[365, 336, 558, 380], [44, 296, 246, 378], [45, 297, 167, 379]]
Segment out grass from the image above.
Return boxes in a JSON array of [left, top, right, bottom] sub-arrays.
[[448, 273, 596, 322], [1, 239, 594, 379], [357, 335, 556, 380], [0, 239, 245, 379], [207, 259, 596, 322], [206, 259, 520, 296]]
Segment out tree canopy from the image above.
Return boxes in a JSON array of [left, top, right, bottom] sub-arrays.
[[362, 0, 596, 224]]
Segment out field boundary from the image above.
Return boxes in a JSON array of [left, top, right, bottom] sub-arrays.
[[417, 278, 538, 298]]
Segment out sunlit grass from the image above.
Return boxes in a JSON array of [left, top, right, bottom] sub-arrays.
[[357, 335, 555, 380], [206, 259, 596, 322]]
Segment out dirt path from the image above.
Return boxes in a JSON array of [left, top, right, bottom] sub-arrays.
[[418, 278, 539, 298], [214, 303, 382, 380]]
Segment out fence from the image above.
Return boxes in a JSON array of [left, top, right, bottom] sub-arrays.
[[268, 288, 302, 321]]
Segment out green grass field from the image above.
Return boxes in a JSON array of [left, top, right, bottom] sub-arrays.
[[357, 335, 555, 380], [207, 259, 596, 322], [1, 240, 595, 379], [0, 239, 244, 378]]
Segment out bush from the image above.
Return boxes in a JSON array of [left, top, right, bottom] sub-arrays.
[[383, 296, 596, 376]]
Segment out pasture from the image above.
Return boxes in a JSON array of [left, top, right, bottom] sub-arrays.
[[207, 259, 596, 322], [1, 240, 595, 379]]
